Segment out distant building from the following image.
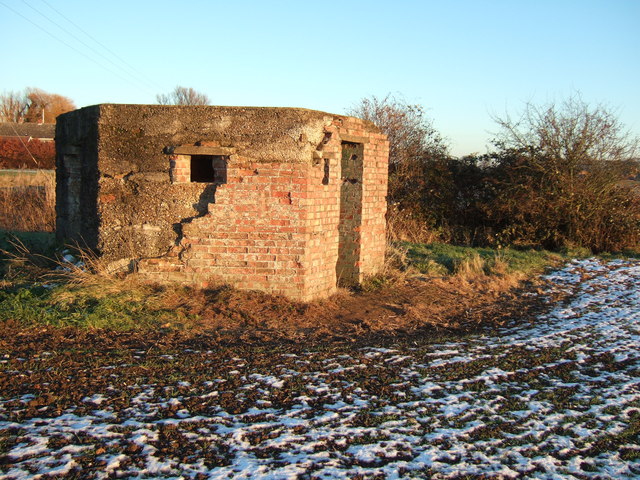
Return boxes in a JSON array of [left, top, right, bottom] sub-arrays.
[[55, 104, 389, 301], [0, 123, 55, 142]]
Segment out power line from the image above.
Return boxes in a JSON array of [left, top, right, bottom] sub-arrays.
[[37, 0, 163, 92], [7, 123, 39, 167], [19, 0, 158, 94], [0, 1, 156, 97]]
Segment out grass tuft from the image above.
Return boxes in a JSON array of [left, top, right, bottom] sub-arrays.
[[0, 244, 197, 331]]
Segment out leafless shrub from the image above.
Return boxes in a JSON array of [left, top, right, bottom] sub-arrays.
[[487, 95, 640, 252], [348, 95, 450, 241], [348, 94, 448, 205]]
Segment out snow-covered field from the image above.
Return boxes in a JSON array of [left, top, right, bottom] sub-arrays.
[[1, 258, 639, 479]]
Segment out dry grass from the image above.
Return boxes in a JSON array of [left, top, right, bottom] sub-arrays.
[[0, 169, 55, 232], [454, 253, 486, 278], [0, 242, 199, 331], [0, 237, 561, 343], [0, 169, 55, 188], [0, 236, 55, 281], [359, 243, 415, 291], [1, 238, 128, 289], [359, 244, 529, 298], [386, 206, 445, 244], [451, 253, 525, 294]]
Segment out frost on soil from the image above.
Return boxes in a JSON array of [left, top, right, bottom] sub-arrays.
[[1, 258, 639, 479]]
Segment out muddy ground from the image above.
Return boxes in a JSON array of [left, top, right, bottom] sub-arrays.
[[0, 273, 555, 400], [149, 273, 554, 348], [1, 259, 639, 479]]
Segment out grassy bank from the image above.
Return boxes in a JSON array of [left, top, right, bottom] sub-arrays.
[[0, 241, 573, 333], [404, 242, 569, 277]]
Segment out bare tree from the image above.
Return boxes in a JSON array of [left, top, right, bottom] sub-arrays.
[[347, 94, 447, 172], [1, 88, 75, 123], [347, 94, 450, 241], [156, 86, 211, 106], [0, 90, 29, 122], [347, 94, 448, 205]]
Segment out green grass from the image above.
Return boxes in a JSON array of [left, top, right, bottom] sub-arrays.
[[598, 249, 640, 260], [0, 281, 195, 330], [403, 242, 569, 276], [2, 239, 638, 332]]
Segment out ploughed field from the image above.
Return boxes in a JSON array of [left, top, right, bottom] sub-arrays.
[[1, 259, 639, 479]]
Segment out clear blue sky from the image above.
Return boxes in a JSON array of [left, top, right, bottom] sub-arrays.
[[1, 0, 638, 156]]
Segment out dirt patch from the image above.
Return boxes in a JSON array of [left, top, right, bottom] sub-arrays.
[[0, 273, 556, 416], [171, 273, 555, 347], [0, 272, 556, 354]]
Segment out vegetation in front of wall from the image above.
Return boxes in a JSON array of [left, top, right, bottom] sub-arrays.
[[0, 138, 55, 169], [0, 169, 56, 232], [403, 242, 569, 277], [361, 237, 639, 295], [0, 282, 195, 330], [355, 241, 574, 293], [0, 237, 566, 333], [0, 241, 198, 331], [0, 231, 57, 256], [3, 231, 636, 332]]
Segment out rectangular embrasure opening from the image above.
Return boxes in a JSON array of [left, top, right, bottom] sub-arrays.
[[190, 155, 227, 183], [322, 158, 330, 185]]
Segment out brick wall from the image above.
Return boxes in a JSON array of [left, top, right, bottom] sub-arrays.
[[300, 123, 342, 299], [325, 118, 389, 285], [357, 129, 389, 279], [138, 117, 388, 301]]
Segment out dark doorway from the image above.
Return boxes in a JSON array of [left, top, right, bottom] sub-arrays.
[[336, 141, 364, 285]]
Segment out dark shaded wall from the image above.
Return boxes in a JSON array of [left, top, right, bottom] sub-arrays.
[[55, 106, 100, 249]]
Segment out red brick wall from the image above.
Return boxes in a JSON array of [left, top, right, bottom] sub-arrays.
[[169, 155, 190, 183], [329, 118, 389, 284], [185, 160, 311, 299], [138, 117, 388, 301], [358, 132, 389, 279], [301, 122, 342, 298]]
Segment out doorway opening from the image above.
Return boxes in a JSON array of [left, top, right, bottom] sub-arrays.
[[336, 141, 364, 285]]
